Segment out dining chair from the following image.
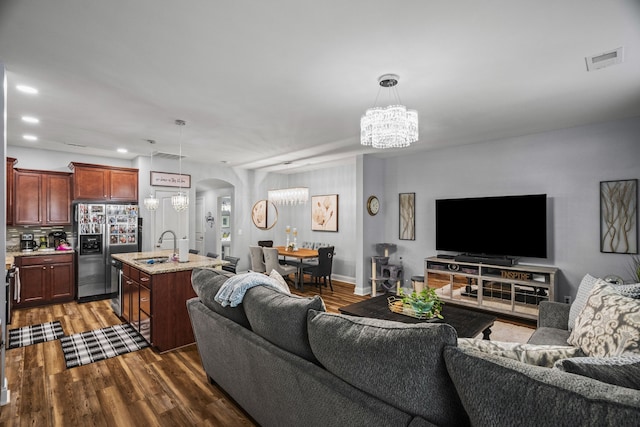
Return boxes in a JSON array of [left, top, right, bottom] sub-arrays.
[[263, 247, 297, 286], [257, 240, 274, 247], [206, 252, 219, 258], [222, 256, 240, 274], [249, 245, 266, 273], [189, 249, 199, 254], [303, 246, 334, 293]]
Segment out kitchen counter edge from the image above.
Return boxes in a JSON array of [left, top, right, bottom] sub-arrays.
[[111, 250, 227, 275]]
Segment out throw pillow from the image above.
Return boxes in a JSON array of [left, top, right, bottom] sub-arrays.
[[568, 273, 599, 331], [567, 281, 640, 357], [458, 338, 583, 368], [268, 269, 291, 294], [307, 310, 466, 427], [243, 286, 325, 363], [568, 275, 640, 330], [191, 268, 251, 329], [554, 356, 640, 390]]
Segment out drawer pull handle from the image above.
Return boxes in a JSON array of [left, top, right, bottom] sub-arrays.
[[140, 277, 149, 282], [141, 297, 149, 302]]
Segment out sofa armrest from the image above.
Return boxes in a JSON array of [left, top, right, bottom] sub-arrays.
[[537, 301, 569, 330]]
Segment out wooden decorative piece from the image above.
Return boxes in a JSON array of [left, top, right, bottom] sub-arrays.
[[600, 179, 638, 254], [399, 192, 415, 240]]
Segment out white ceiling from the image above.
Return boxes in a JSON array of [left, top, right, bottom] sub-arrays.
[[1, 1, 639, 174]]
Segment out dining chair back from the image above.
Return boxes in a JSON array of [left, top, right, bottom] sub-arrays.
[[303, 246, 334, 292], [189, 249, 199, 254], [249, 245, 266, 273], [222, 256, 240, 274], [263, 247, 297, 284], [206, 252, 219, 258], [257, 240, 274, 247]]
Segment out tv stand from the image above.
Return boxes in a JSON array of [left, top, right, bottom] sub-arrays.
[[425, 256, 558, 321], [454, 254, 518, 266]]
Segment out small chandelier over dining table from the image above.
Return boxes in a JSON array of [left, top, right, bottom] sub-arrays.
[[268, 187, 309, 206], [360, 74, 419, 149], [171, 119, 189, 212]]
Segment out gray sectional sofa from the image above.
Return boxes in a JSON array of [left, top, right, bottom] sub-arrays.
[[187, 268, 640, 427]]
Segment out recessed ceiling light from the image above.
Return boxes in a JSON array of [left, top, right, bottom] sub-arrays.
[[21, 116, 40, 124], [23, 134, 38, 141], [117, 148, 128, 153], [16, 85, 38, 94]]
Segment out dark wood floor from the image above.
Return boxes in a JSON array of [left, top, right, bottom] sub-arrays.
[[0, 278, 366, 426]]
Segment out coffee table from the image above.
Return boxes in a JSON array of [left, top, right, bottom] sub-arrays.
[[339, 295, 497, 339]]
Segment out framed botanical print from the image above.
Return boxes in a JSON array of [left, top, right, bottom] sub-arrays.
[[399, 193, 415, 240], [311, 194, 338, 232]]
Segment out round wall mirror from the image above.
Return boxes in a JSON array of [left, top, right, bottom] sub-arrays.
[[251, 200, 278, 230]]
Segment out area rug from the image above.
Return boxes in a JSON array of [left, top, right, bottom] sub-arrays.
[[60, 323, 149, 368], [8, 321, 65, 349]]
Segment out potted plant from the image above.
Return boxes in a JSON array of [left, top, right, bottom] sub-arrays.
[[390, 287, 444, 320]]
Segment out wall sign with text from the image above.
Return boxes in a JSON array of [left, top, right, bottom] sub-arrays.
[[150, 171, 191, 188]]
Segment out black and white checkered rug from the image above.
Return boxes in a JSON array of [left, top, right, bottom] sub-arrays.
[[60, 323, 149, 369], [8, 321, 65, 349]]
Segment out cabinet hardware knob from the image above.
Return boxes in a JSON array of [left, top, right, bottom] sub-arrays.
[[141, 298, 148, 302]]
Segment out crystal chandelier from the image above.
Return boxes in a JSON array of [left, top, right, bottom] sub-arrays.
[[171, 120, 189, 212], [361, 74, 418, 149], [143, 140, 159, 211], [268, 187, 309, 206]]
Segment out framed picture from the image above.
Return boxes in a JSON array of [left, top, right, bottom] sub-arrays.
[[311, 194, 338, 232], [251, 200, 268, 229], [600, 179, 638, 254], [221, 215, 230, 228], [150, 171, 191, 188], [399, 193, 415, 240]]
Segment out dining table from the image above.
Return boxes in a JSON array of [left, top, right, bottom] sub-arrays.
[[275, 246, 319, 290]]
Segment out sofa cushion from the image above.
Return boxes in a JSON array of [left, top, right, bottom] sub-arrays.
[[444, 346, 640, 426], [307, 310, 466, 427], [554, 356, 640, 390], [568, 281, 640, 357], [191, 268, 250, 329], [569, 274, 640, 330], [458, 338, 583, 367], [527, 326, 572, 346], [243, 286, 325, 363]]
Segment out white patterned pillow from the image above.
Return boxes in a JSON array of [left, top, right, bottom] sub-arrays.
[[567, 282, 640, 357], [458, 338, 584, 368], [568, 275, 640, 330]]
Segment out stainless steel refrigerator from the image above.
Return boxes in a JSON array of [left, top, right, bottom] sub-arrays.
[[74, 203, 140, 302]]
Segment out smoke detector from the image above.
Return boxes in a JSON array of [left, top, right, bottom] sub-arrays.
[[585, 47, 624, 71]]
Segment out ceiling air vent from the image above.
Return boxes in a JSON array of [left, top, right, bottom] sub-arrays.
[[153, 151, 185, 160], [585, 47, 624, 71]]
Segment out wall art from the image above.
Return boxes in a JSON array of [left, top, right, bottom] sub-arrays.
[[150, 171, 191, 188], [311, 194, 338, 232], [600, 179, 637, 254], [399, 192, 415, 240]]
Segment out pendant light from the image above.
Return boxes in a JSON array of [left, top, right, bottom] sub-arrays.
[[171, 119, 189, 212], [143, 139, 159, 211]]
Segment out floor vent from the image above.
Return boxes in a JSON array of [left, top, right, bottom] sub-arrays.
[[585, 47, 624, 71]]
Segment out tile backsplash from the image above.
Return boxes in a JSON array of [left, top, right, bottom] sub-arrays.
[[7, 225, 74, 251]]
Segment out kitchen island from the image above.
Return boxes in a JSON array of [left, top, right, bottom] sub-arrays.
[[112, 250, 228, 352]]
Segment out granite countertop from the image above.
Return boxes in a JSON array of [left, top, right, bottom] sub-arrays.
[[6, 249, 76, 269], [112, 250, 228, 275]]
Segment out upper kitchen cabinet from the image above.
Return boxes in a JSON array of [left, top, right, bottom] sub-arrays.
[[7, 157, 17, 225], [13, 169, 73, 226], [69, 162, 138, 202]]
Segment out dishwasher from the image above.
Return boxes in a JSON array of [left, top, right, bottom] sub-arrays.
[[110, 259, 123, 317]]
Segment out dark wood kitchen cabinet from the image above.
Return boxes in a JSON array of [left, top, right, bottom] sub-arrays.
[[13, 169, 72, 226], [69, 162, 138, 202], [6, 157, 16, 225], [14, 253, 75, 308], [120, 262, 195, 352]]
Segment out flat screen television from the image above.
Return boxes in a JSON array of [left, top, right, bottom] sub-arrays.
[[435, 194, 547, 259]]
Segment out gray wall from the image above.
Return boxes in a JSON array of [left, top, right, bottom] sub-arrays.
[[374, 116, 640, 300]]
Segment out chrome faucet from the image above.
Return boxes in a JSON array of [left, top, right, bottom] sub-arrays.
[[157, 230, 177, 258]]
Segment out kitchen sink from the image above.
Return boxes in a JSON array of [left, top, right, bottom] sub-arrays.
[[134, 257, 171, 265]]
